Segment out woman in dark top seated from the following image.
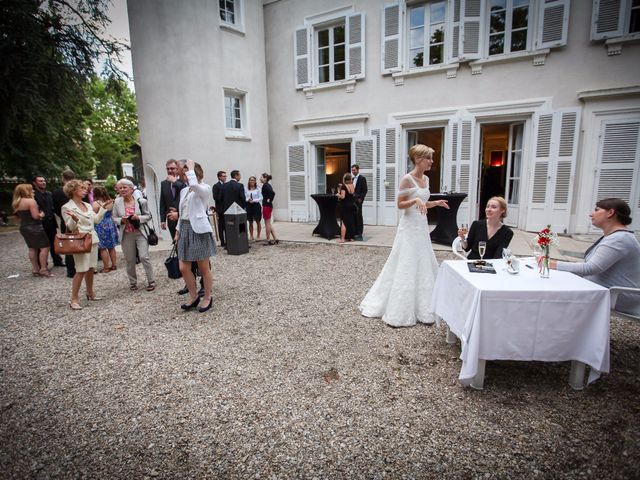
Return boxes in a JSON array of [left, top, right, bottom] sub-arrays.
[[457, 196, 514, 260]]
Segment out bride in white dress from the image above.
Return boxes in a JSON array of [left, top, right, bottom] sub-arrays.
[[359, 144, 449, 327]]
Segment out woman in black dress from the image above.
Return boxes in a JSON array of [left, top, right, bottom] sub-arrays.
[[458, 196, 513, 259], [12, 184, 52, 276], [337, 173, 357, 243]]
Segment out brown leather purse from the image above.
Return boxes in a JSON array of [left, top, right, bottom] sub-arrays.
[[54, 232, 92, 255]]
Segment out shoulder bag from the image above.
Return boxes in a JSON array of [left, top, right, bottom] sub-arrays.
[[164, 243, 182, 279], [138, 199, 159, 246]]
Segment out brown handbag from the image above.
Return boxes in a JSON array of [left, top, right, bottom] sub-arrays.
[[54, 232, 92, 255]]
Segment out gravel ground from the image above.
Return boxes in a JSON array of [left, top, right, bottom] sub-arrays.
[[1, 230, 639, 479]]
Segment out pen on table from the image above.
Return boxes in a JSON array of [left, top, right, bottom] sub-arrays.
[[526, 264, 534, 269]]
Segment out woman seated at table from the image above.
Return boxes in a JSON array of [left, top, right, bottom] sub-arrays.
[[550, 198, 640, 316], [457, 196, 514, 259]]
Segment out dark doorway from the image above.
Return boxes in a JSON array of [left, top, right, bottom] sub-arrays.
[[408, 127, 444, 223], [478, 124, 509, 219], [316, 143, 351, 194]]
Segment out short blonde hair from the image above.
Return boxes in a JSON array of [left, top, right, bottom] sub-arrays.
[[408, 144, 435, 164], [63, 179, 86, 199], [342, 173, 353, 184], [487, 196, 508, 218]]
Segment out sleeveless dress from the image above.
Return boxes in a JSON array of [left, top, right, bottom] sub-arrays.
[[359, 175, 439, 327], [17, 210, 49, 248], [339, 186, 357, 240], [95, 210, 119, 249]]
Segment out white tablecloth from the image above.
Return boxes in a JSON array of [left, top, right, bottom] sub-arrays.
[[431, 259, 611, 386]]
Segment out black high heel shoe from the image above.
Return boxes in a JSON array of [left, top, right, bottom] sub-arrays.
[[181, 297, 201, 311], [198, 298, 213, 313]]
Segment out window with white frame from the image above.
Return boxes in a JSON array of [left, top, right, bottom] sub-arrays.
[[223, 89, 247, 137], [317, 22, 346, 83], [408, 1, 447, 67], [294, 10, 365, 90], [592, 0, 640, 40], [219, 0, 243, 29], [382, 0, 569, 75], [225, 95, 241, 130], [488, 0, 530, 56]]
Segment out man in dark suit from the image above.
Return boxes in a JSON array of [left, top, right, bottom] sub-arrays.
[[33, 175, 64, 267], [52, 169, 76, 277], [351, 164, 367, 240], [159, 159, 184, 240], [212, 170, 227, 247], [222, 169, 246, 213]]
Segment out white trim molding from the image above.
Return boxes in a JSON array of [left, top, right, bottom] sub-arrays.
[[292, 113, 369, 128], [303, 79, 357, 99], [391, 63, 460, 85], [577, 86, 640, 101], [468, 49, 550, 75]]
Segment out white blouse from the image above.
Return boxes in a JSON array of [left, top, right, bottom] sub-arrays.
[[180, 190, 192, 221], [245, 187, 263, 204]]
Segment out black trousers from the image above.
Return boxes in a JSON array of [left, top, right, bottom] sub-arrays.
[[355, 200, 364, 237], [217, 212, 226, 246], [43, 219, 64, 265], [59, 219, 76, 276]]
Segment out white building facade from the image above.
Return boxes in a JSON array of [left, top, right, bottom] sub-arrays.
[[129, 0, 640, 235], [127, 0, 271, 238]]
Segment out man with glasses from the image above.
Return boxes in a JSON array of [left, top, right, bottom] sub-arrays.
[[159, 159, 184, 240]]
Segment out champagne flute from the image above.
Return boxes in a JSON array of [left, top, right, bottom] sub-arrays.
[[478, 241, 487, 261]]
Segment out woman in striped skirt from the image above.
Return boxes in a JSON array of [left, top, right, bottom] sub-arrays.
[[175, 159, 216, 313]]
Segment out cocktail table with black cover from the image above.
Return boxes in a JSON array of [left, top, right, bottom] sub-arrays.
[[428, 193, 467, 245], [311, 194, 340, 240]]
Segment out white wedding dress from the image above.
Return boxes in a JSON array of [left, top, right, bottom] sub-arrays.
[[359, 174, 439, 327]]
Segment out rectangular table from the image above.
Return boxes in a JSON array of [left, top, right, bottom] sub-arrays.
[[431, 259, 611, 389]]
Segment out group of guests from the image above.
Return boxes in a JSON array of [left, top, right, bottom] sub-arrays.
[[161, 160, 278, 248], [336, 164, 368, 243], [12, 147, 639, 318]]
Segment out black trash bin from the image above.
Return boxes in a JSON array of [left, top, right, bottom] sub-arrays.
[[224, 203, 249, 255]]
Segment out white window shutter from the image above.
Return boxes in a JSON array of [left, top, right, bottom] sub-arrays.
[[294, 26, 311, 89], [347, 13, 366, 80], [457, 118, 474, 223], [287, 143, 309, 222], [526, 111, 554, 231], [449, 0, 462, 61], [352, 136, 378, 225], [536, 0, 570, 49], [445, 117, 473, 224], [459, 0, 484, 60], [351, 136, 376, 203], [590, 0, 624, 40], [371, 128, 382, 201], [384, 127, 398, 202], [446, 119, 460, 194], [594, 120, 640, 206], [550, 108, 581, 233], [382, 3, 402, 74]]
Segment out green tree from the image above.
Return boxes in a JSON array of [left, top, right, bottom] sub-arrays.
[[87, 76, 138, 179], [0, 0, 127, 180]]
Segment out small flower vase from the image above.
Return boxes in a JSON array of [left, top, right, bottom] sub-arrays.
[[539, 245, 550, 278]]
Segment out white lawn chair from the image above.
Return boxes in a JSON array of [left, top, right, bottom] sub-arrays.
[[610, 287, 640, 322], [451, 236, 469, 260]]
